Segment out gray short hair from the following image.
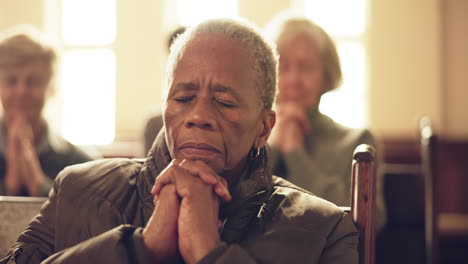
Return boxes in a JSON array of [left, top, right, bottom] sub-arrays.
[[265, 13, 342, 94], [0, 26, 56, 80], [166, 19, 279, 110]]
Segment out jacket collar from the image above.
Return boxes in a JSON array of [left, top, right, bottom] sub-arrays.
[[136, 130, 274, 229]]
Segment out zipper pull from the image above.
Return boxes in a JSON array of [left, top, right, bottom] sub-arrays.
[[257, 202, 267, 218], [5, 247, 22, 264]]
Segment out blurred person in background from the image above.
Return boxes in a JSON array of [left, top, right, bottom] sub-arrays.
[[265, 13, 386, 232], [0, 26, 93, 196], [142, 26, 186, 155]]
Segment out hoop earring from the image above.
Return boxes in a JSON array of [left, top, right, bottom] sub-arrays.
[[250, 146, 260, 160]]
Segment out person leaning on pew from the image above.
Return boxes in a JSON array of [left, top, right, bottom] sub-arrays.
[[0, 26, 93, 197], [1, 19, 358, 263]]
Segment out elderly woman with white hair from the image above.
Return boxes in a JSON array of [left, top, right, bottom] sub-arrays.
[[0, 26, 93, 197], [2, 19, 358, 264], [266, 14, 386, 232]]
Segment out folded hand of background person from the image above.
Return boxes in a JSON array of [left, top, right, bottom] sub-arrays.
[[4, 117, 46, 196], [144, 159, 231, 264], [269, 102, 311, 153]]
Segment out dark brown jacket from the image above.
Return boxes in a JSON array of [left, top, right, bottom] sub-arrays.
[[1, 133, 358, 264]]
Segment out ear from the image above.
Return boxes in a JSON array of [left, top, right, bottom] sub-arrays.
[[255, 109, 276, 149]]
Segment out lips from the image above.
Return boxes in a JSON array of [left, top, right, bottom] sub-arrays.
[[178, 142, 221, 157]]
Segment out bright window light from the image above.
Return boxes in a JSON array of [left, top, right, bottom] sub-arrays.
[[304, 0, 367, 128], [62, 0, 116, 45], [304, 0, 366, 36], [178, 0, 238, 26], [61, 49, 116, 145], [319, 42, 366, 128]]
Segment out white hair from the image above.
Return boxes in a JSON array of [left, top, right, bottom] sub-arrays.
[[265, 11, 342, 93], [165, 18, 279, 110]]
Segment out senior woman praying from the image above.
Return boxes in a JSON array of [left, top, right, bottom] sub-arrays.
[[2, 19, 357, 264], [265, 14, 386, 232]]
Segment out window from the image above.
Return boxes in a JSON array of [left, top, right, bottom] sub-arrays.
[[304, 0, 368, 128], [59, 0, 116, 145]]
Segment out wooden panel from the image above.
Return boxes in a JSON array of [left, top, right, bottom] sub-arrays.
[[382, 137, 468, 214], [435, 141, 468, 214], [382, 138, 420, 164], [0, 196, 47, 256]]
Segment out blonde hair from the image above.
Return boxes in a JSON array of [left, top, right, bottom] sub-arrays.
[[0, 25, 56, 81], [166, 18, 279, 110], [265, 12, 342, 94]]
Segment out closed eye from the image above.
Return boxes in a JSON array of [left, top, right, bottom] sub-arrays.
[[174, 96, 195, 103], [214, 98, 237, 108]]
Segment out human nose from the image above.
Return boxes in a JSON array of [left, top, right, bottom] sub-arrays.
[[185, 97, 217, 130], [281, 69, 302, 98], [14, 79, 29, 97]]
